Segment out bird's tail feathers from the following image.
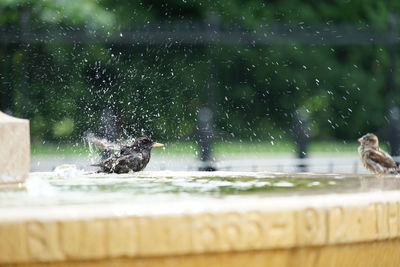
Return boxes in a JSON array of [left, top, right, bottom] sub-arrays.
[[90, 163, 102, 167], [395, 161, 400, 171]]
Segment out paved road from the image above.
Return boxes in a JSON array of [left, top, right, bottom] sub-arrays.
[[31, 152, 368, 174]]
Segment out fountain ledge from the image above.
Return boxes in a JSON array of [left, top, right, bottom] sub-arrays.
[[1, 179, 400, 266]]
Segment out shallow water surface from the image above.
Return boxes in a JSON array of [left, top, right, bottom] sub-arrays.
[[0, 168, 398, 207]]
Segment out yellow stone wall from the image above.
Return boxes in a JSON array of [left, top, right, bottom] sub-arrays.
[[1, 199, 400, 266]]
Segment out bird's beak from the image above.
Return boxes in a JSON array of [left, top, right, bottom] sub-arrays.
[[152, 142, 164, 148], [357, 138, 363, 143]]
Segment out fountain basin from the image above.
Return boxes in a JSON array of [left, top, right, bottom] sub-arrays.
[[1, 171, 399, 266]]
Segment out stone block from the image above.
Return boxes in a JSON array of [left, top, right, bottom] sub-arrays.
[[0, 111, 30, 184]]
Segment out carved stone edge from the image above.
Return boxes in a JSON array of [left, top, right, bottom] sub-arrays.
[[0, 199, 399, 264]]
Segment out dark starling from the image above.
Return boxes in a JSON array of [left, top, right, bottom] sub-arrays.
[[92, 136, 164, 173], [357, 133, 398, 177]]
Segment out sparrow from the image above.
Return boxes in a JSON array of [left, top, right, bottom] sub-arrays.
[[357, 133, 398, 176], [91, 136, 164, 173]]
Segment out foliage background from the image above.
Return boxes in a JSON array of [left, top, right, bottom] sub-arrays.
[[1, 0, 399, 146]]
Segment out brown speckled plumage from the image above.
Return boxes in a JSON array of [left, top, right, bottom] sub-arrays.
[[357, 133, 398, 175]]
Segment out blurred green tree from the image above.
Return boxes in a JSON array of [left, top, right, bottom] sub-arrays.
[[0, 0, 399, 144]]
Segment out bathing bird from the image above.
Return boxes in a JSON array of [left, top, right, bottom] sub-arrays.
[[91, 136, 164, 173], [357, 133, 398, 177]]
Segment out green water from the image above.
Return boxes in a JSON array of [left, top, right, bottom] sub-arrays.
[[52, 176, 351, 196], [0, 171, 393, 207]]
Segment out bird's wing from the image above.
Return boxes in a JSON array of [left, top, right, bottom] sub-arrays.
[[124, 152, 147, 171], [367, 149, 397, 168], [126, 151, 143, 162], [120, 145, 134, 155], [87, 135, 121, 151], [108, 153, 141, 166], [96, 156, 116, 168]]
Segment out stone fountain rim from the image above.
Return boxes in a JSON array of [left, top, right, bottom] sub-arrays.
[[1, 171, 400, 265], [1, 187, 399, 222]]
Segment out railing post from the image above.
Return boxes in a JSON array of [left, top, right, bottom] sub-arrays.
[[196, 107, 216, 171], [20, 9, 29, 118], [195, 12, 219, 172], [293, 108, 309, 172], [388, 15, 399, 156]]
